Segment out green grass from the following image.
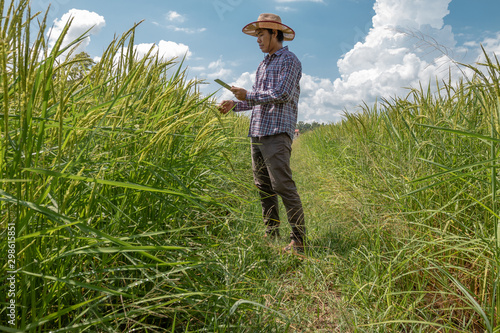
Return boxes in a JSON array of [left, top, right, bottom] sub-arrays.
[[269, 51, 500, 331], [2, 0, 500, 332], [0, 1, 278, 331]]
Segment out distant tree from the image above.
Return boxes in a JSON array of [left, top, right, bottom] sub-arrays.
[[68, 52, 95, 81], [296, 121, 325, 133]]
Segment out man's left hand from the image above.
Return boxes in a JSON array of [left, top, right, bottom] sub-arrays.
[[231, 87, 247, 101]]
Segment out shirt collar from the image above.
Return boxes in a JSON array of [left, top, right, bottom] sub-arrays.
[[265, 46, 288, 60]]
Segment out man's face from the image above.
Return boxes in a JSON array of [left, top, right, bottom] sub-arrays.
[[256, 29, 274, 53]]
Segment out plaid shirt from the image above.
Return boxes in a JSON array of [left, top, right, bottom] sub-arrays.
[[234, 46, 302, 140]]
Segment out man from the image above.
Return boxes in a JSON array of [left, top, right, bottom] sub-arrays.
[[218, 13, 306, 253]]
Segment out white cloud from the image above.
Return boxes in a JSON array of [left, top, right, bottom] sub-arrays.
[[133, 40, 192, 61], [195, 57, 233, 81], [477, 32, 500, 61], [317, 0, 464, 122], [48, 9, 105, 56], [298, 74, 345, 122], [189, 66, 206, 72], [372, 0, 451, 29], [167, 26, 207, 34], [156, 11, 205, 34], [276, 6, 298, 12], [166, 11, 185, 23]]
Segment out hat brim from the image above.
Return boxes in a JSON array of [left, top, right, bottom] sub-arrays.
[[242, 21, 295, 41]]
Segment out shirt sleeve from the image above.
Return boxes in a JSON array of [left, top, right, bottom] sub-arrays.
[[245, 55, 301, 107], [234, 100, 252, 112]]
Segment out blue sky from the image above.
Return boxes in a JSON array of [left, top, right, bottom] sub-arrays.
[[31, 0, 500, 123]]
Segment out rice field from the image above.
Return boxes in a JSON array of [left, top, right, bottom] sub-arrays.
[[0, 0, 265, 331], [2, 0, 500, 332], [290, 51, 500, 331]]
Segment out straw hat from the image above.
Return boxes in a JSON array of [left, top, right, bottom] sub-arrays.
[[242, 13, 295, 41]]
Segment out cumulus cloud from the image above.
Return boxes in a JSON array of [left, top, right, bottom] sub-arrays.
[[206, 58, 233, 79], [476, 32, 500, 61], [306, 0, 466, 122], [334, 0, 461, 103], [133, 40, 192, 61], [372, 0, 451, 29], [48, 9, 105, 56], [298, 74, 345, 123], [166, 11, 185, 23], [192, 57, 234, 84], [156, 10, 206, 34]]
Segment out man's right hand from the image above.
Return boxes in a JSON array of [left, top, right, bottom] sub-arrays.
[[218, 100, 236, 114]]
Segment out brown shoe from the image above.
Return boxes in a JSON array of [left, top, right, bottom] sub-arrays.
[[283, 240, 304, 254]]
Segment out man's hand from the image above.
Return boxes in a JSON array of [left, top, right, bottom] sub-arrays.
[[231, 87, 247, 101], [218, 100, 235, 114]]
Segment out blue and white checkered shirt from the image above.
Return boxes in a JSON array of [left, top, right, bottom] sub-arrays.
[[234, 46, 302, 140]]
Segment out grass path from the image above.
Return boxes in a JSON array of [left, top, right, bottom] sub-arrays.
[[242, 136, 365, 332], [243, 133, 408, 332]]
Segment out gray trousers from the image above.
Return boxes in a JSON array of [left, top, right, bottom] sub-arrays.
[[251, 133, 306, 242]]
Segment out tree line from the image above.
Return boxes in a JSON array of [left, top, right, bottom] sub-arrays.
[[296, 121, 325, 133]]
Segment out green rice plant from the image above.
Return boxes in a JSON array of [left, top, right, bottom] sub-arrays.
[[0, 0, 281, 331], [295, 49, 500, 331]]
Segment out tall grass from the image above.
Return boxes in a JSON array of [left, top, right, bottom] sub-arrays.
[[5, 1, 500, 331], [0, 0, 276, 331], [299, 52, 500, 331]]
